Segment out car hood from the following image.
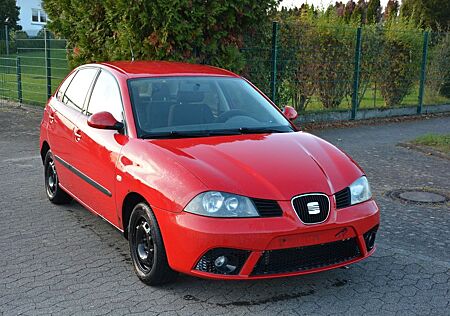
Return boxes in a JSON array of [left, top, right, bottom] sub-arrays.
[[149, 132, 363, 201]]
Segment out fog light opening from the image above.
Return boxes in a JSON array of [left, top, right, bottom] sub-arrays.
[[214, 255, 237, 274], [195, 248, 250, 275], [363, 225, 378, 252]]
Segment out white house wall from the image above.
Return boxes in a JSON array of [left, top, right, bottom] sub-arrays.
[[16, 0, 47, 36]]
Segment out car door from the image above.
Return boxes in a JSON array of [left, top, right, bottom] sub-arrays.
[[47, 68, 98, 194], [70, 69, 127, 227]]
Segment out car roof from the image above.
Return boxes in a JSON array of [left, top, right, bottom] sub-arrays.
[[100, 61, 240, 79]]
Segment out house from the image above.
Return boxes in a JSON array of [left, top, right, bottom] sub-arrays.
[[16, 0, 48, 36]]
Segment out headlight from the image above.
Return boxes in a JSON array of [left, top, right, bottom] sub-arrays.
[[349, 176, 372, 205], [184, 191, 259, 218]]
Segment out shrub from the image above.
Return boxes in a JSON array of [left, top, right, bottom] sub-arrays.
[[312, 15, 355, 109], [43, 0, 278, 71], [277, 8, 318, 111], [376, 17, 422, 106], [276, 10, 354, 110], [356, 25, 384, 107], [426, 32, 450, 98]]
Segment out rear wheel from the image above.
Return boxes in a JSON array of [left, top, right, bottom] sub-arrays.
[[44, 150, 71, 204], [128, 202, 177, 285]]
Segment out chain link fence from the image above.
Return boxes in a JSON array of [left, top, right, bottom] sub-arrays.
[[1, 24, 449, 121]]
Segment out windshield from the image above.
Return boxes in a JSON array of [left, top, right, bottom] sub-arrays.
[[128, 77, 293, 138]]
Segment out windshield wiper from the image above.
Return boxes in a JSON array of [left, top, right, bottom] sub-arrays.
[[141, 127, 291, 139], [237, 127, 292, 134], [141, 129, 241, 139], [141, 131, 206, 139]]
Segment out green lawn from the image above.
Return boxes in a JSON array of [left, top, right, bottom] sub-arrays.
[[300, 83, 450, 113], [1, 50, 450, 110], [0, 49, 70, 105], [412, 133, 450, 154]]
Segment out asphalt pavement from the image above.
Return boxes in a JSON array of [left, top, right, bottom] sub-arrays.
[[0, 105, 449, 315]]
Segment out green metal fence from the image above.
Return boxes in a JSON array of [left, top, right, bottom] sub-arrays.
[[0, 29, 70, 106], [1, 24, 449, 121], [241, 22, 450, 119]]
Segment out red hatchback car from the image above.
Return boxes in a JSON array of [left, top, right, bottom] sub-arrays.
[[40, 61, 379, 285]]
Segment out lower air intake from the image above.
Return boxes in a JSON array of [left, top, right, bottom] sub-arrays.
[[251, 238, 361, 275]]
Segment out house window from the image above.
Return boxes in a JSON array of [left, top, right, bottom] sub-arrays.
[[31, 8, 48, 24]]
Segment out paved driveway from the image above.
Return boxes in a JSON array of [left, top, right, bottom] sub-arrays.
[[0, 106, 449, 315]]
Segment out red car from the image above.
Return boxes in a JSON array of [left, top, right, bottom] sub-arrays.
[[40, 61, 379, 285]]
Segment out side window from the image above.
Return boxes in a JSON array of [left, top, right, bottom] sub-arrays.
[[63, 68, 98, 111], [87, 71, 123, 122], [56, 71, 77, 101]]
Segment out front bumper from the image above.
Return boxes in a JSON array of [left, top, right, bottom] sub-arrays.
[[153, 199, 380, 280]]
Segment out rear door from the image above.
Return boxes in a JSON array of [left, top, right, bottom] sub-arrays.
[[47, 68, 98, 193], [70, 69, 127, 227]]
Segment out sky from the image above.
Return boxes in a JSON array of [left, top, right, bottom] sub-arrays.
[[280, 0, 395, 10]]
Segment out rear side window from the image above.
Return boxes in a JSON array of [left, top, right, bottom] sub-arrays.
[[63, 68, 98, 111], [56, 71, 76, 101], [86, 70, 123, 122]]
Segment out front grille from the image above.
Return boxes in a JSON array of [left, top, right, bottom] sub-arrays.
[[363, 225, 378, 252], [335, 187, 351, 209], [252, 198, 283, 217], [195, 248, 250, 275], [251, 238, 361, 275], [292, 194, 330, 224]]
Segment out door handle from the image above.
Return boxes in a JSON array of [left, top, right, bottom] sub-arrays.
[[74, 128, 82, 142], [48, 112, 55, 123]]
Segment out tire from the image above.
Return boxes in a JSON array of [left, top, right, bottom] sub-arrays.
[[44, 150, 72, 204], [128, 202, 177, 285]]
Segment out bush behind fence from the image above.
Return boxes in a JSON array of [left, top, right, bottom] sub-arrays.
[[1, 25, 449, 120], [242, 21, 450, 117]]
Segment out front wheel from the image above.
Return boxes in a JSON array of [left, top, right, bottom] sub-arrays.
[[44, 150, 71, 204], [128, 202, 177, 285]]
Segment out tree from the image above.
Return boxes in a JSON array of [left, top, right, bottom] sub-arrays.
[[384, 0, 400, 21], [0, 0, 21, 30], [344, 1, 356, 22], [401, 0, 450, 29], [367, 0, 381, 24], [351, 0, 368, 24], [43, 0, 279, 71]]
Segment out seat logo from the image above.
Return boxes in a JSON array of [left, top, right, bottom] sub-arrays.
[[307, 202, 320, 215]]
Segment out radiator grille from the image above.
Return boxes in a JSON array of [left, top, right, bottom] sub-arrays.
[[292, 194, 330, 224], [251, 238, 361, 275], [252, 198, 283, 217], [335, 187, 351, 209]]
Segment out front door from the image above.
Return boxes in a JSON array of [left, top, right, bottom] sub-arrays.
[[70, 70, 126, 227]]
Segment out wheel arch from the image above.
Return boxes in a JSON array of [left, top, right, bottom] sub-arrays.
[[121, 192, 147, 239], [40, 141, 50, 164]]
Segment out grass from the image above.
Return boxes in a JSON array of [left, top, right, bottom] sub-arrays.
[[412, 133, 450, 154], [0, 49, 71, 106], [298, 83, 450, 113], [1, 49, 450, 109]]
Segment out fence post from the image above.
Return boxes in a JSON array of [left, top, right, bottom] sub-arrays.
[[4, 24, 9, 55], [351, 27, 362, 120], [417, 31, 429, 115], [270, 21, 279, 104], [16, 57, 22, 103], [44, 29, 52, 100]]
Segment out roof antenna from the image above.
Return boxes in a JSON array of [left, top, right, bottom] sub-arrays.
[[128, 39, 135, 61]]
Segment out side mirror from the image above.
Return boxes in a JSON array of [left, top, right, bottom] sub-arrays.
[[282, 106, 298, 121], [87, 111, 124, 131]]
